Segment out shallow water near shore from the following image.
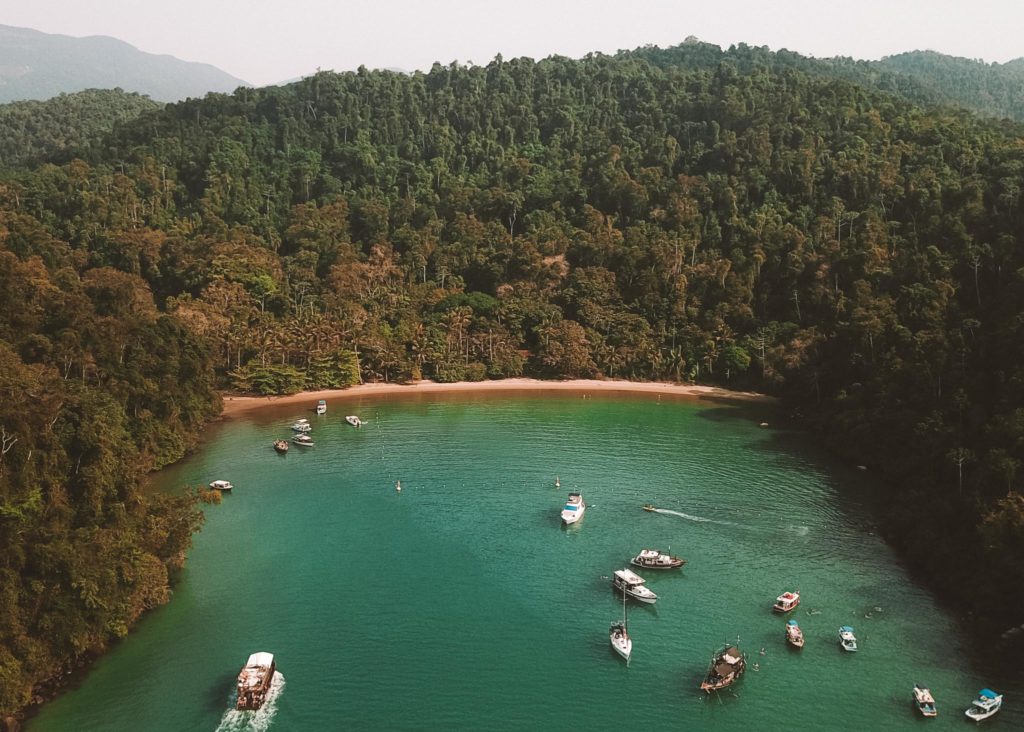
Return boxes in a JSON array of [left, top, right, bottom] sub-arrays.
[[29, 391, 1022, 731]]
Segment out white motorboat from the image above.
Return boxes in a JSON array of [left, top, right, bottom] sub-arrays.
[[345, 415, 362, 427], [209, 480, 233, 491], [839, 626, 858, 652], [913, 684, 937, 718], [964, 689, 1001, 721], [292, 433, 315, 447], [560, 491, 586, 525], [630, 548, 686, 570], [612, 569, 657, 604], [291, 419, 312, 432], [316, 399, 327, 415]]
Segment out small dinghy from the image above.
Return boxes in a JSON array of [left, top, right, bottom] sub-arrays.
[[642, 503, 656, 512], [345, 415, 362, 427]]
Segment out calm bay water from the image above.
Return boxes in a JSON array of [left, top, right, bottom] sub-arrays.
[[29, 391, 1022, 731]]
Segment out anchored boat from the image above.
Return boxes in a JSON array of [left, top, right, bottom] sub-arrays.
[[291, 418, 312, 432], [612, 569, 657, 604], [700, 645, 746, 692], [292, 433, 315, 447], [839, 626, 858, 652], [236, 652, 276, 711], [345, 415, 362, 427], [209, 480, 233, 492], [630, 548, 686, 570], [772, 590, 800, 613], [785, 619, 805, 648], [913, 684, 937, 718], [273, 439, 289, 454], [964, 689, 1001, 722], [316, 399, 327, 415], [560, 491, 586, 525], [609, 585, 631, 663]]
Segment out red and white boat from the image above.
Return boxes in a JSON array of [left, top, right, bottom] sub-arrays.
[[772, 590, 800, 613]]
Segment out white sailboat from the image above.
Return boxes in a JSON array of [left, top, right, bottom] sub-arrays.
[[609, 583, 632, 663]]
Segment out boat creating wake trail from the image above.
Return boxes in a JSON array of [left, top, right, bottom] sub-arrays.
[[651, 508, 736, 526], [215, 672, 285, 732]]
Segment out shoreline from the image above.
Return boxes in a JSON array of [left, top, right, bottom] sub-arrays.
[[220, 378, 774, 418]]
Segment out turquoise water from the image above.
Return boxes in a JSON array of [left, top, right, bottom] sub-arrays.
[[29, 391, 1022, 731]]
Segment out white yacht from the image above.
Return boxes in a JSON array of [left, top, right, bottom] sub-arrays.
[[291, 419, 312, 432], [612, 569, 658, 604], [839, 626, 858, 652], [345, 415, 362, 427], [209, 480, 233, 491], [913, 684, 937, 718], [316, 399, 327, 415], [292, 433, 315, 447], [560, 491, 586, 525], [964, 689, 1001, 721]]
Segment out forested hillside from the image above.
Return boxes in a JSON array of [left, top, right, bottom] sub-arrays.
[[0, 89, 160, 170], [2, 45, 1024, 717]]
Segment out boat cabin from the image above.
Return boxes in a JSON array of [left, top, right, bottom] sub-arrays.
[[772, 590, 800, 613]]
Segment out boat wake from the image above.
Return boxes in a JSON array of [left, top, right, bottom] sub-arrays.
[[652, 508, 735, 526], [214, 671, 285, 732]]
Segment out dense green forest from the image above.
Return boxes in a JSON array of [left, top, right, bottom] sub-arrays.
[[0, 89, 160, 170], [2, 41, 1024, 718]]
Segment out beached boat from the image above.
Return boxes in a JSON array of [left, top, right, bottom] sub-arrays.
[[316, 399, 327, 415], [839, 626, 858, 652], [273, 439, 289, 454], [642, 503, 656, 512], [964, 689, 1001, 721], [913, 684, 937, 718], [785, 619, 805, 648], [209, 480, 233, 492], [236, 652, 276, 711], [345, 415, 362, 427], [612, 569, 657, 604], [630, 548, 686, 570], [700, 645, 746, 692], [292, 433, 314, 447], [609, 586, 631, 663], [772, 590, 800, 613], [560, 491, 586, 525], [291, 419, 312, 432]]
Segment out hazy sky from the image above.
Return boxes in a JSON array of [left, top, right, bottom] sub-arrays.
[[5, 0, 1023, 86]]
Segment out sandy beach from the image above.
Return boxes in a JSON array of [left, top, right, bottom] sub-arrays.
[[220, 378, 774, 418]]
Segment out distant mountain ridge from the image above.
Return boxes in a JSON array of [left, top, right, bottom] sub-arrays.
[[0, 24, 249, 103]]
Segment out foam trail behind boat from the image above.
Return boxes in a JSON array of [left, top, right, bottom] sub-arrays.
[[214, 671, 285, 732], [653, 508, 735, 526]]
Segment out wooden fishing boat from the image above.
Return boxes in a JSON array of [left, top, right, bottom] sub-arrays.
[[236, 652, 275, 710], [630, 548, 686, 570], [273, 439, 289, 454], [700, 645, 746, 692]]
